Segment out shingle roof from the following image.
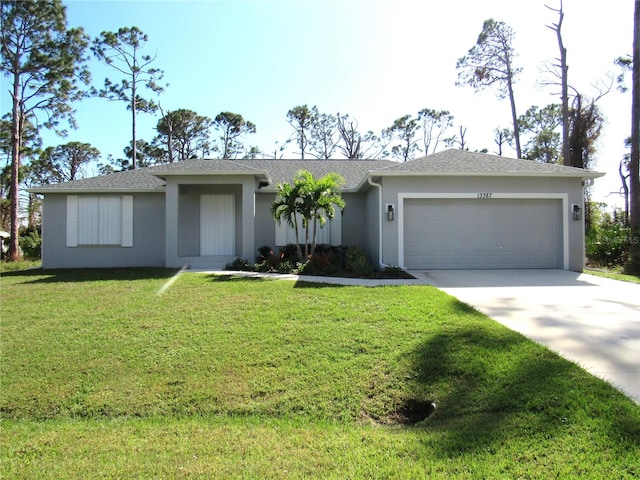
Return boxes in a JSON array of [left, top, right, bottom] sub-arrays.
[[371, 149, 605, 178], [28, 150, 603, 194], [239, 159, 394, 190], [151, 158, 394, 189], [28, 158, 394, 193], [149, 158, 265, 175], [27, 168, 166, 193]]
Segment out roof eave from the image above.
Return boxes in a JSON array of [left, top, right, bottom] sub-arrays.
[[27, 187, 166, 194], [368, 170, 606, 179], [354, 174, 383, 192], [258, 186, 359, 194], [152, 170, 271, 182]]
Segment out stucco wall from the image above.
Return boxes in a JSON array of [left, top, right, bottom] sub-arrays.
[[41, 193, 166, 269], [339, 193, 367, 249], [254, 192, 276, 256], [164, 175, 256, 268], [364, 186, 381, 266], [379, 175, 586, 271]]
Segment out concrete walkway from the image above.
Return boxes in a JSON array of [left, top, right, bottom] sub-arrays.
[[422, 269, 640, 404], [193, 268, 640, 403]]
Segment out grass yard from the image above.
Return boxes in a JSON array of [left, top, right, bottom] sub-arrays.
[[585, 268, 640, 284], [1, 268, 639, 479]]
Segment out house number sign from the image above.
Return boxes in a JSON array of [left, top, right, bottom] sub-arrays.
[[477, 192, 493, 199]]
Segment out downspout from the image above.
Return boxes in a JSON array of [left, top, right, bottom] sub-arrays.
[[368, 176, 389, 269]]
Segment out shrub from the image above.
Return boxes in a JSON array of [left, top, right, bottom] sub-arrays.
[[345, 246, 372, 277], [276, 259, 299, 274], [293, 245, 348, 277], [255, 245, 281, 272], [254, 260, 271, 272], [311, 250, 333, 268], [586, 205, 634, 268], [18, 226, 41, 259], [254, 245, 306, 273], [257, 245, 274, 262], [586, 225, 632, 268], [383, 265, 404, 276], [279, 244, 300, 262], [225, 257, 253, 271]]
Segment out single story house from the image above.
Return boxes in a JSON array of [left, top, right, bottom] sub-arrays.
[[29, 149, 604, 272]]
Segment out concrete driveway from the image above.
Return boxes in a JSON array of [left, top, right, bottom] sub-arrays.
[[421, 269, 640, 404]]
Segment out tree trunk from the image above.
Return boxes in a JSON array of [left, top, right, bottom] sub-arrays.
[[224, 127, 231, 159], [167, 122, 174, 163], [628, 0, 640, 273], [9, 71, 22, 261], [507, 75, 522, 158], [131, 82, 137, 169], [555, 4, 571, 166], [619, 160, 630, 227], [311, 216, 318, 258], [569, 94, 584, 168], [560, 46, 570, 166], [293, 216, 303, 263]]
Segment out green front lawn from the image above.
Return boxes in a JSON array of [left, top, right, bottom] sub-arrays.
[[0, 259, 41, 273], [585, 267, 640, 284], [1, 269, 639, 478]]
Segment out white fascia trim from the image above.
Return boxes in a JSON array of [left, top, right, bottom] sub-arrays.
[[397, 193, 569, 270]]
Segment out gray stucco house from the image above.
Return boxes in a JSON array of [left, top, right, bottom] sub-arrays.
[[29, 149, 604, 272]]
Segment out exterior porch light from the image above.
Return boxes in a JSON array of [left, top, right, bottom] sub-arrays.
[[572, 204, 581, 221], [386, 204, 395, 221]]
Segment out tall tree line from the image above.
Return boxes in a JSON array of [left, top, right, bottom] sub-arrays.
[[1, 0, 90, 260]]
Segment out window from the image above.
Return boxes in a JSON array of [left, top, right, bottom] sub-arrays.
[[275, 213, 342, 247], [67, 195, 133, 247]]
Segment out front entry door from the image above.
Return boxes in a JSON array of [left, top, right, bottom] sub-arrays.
[[200, 194, 235, 256]]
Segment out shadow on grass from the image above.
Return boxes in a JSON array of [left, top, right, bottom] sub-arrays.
[[205, 274, 271, 283], [2, 267, 180, 284], [409, 321, 640, 456], [203, 272, 350, 289], [293, 280, 348, 289]]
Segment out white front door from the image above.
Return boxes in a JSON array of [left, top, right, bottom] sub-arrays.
[[200, 194, 235, 256]]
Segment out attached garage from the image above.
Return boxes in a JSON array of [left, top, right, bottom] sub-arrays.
[[402, 196, 564, 269], [367, 150, 606, 272]]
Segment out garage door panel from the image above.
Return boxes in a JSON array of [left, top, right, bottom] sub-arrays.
[[404, 198, 562, 269]]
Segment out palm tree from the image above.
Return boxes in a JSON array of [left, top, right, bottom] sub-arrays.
[[295, 170, 345, 258], [270, 182, 304, 262], [271, 170, 346, 263]]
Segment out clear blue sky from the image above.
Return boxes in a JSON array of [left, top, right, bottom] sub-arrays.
[[1, 0, 634, 206]]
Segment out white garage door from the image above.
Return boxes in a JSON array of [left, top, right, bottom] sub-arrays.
[[404, 198, 563, 269]]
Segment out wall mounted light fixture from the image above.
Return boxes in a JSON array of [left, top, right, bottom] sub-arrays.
[[386, 204, 395, 221], [572, 204, 581, 221]]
